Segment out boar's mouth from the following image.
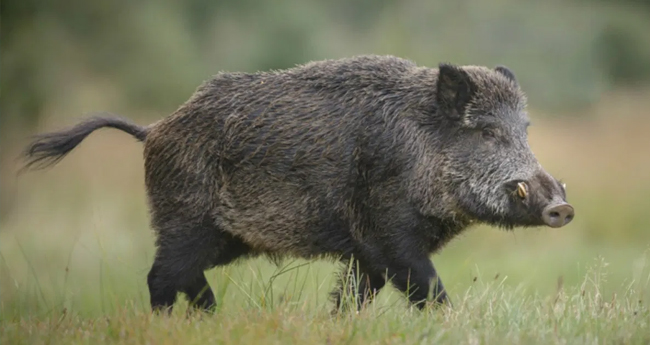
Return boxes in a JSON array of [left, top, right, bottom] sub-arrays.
[[502, 179, 574, 229]]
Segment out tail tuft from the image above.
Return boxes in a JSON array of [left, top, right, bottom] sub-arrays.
[[20, 115, 148, 172]]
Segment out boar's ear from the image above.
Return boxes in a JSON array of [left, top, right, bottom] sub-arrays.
[[436, 63, 477, 120], [494, 65, 518, 85]]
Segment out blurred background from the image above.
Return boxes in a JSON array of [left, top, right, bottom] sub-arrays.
[[2, 0, 650, 317]]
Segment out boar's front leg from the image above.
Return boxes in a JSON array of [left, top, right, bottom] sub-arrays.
[[365, 205, 453, 309], [380, 254, 451, 310]]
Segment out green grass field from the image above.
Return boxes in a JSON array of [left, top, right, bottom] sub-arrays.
[[2, 228, 649, 344], [2, 93, 650, 344], [1, 252, 649, 344]]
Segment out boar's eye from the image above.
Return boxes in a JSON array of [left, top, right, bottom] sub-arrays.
[[481, 127, 497, 140]]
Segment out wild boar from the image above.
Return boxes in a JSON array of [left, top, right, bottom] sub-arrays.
[[21, 55, 574, 313]]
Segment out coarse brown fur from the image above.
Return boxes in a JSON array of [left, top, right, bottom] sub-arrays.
[[21, 55, 573, 314]]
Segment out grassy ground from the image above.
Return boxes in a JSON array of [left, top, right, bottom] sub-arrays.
[[2, 91, 650, 344], [1, 257, 648, 344], [1, 240, 648, 344]]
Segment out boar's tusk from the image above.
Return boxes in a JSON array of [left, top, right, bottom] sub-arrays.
[[516, 182, 528, 199]]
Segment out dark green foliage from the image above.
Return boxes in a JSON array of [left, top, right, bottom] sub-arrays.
[[595, 21, 650, 86]]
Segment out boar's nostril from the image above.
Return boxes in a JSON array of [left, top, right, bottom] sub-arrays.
[[542, 203, 575, 228]]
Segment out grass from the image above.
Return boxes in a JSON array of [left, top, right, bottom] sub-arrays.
[[1, 252, 649, 344], [2, 91, 650, 344]]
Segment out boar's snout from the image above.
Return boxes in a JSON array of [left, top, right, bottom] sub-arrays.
[[504, 170, 575, 229], [541, 202, 574, 228]]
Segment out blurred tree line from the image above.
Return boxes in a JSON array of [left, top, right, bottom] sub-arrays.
[[2, 0, 650, 146]]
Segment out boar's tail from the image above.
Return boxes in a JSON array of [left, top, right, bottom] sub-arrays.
[[20, 114, 149, 172]]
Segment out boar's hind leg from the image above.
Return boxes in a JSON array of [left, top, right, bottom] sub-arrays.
[[387, 256, 451, 310], [331, 257, 386, 313], [181, 234, 251, 311], [180, 272, 215, 312], [147, 223, 251, 314]]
